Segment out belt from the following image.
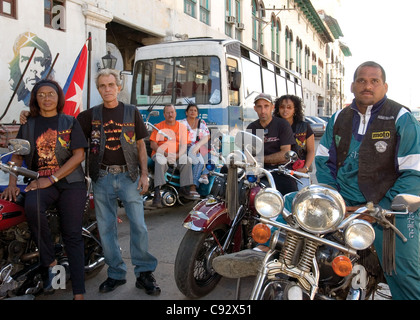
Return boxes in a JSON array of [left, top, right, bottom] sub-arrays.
[[100, 164, 128, 174]]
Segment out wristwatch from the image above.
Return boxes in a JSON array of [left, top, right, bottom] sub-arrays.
[[304, 166, 309, 173], [51, 175, 59, 183]]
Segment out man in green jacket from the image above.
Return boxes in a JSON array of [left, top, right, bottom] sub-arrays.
[[316, 61, 420, 299]]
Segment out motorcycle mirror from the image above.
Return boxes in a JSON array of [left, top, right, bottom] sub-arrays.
[[284, 151, 298, 162], [146, 110, 159, 122], [8, 139, 31, 155], [391, 194, 420, 213]]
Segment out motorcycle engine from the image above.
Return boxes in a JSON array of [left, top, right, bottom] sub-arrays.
[[0, 223, 31, 273]]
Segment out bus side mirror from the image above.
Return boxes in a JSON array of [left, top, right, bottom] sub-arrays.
[[230, 71, 241, 91]]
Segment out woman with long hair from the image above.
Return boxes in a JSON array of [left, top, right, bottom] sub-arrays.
[[274, 95, 315, 189]]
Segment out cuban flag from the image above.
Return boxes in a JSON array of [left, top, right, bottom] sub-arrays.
[[62, 44, 88, 117]]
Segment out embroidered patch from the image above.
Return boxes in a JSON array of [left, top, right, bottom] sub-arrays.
[[374, 141, 388, 153], [58, 130, 71, 149], [335, 135, 341, 147], [377, 115, 395, 120], [372, 131, 391, 139], [124, 131, 136, 144]]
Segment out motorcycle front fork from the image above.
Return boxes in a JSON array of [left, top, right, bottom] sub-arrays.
[[216, 205, 244, 254]]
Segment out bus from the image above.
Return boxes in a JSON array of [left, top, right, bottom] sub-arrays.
[[128, 38, 303, 132]]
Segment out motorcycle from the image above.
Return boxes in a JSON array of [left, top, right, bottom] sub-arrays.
[[174, 130, 307, 298], [0, 139, 104, 299], [247, 183, 420, 300], [142, 110, 221, 209]]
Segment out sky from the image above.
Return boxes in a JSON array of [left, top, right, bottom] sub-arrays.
[[318, 0, 420, 108]]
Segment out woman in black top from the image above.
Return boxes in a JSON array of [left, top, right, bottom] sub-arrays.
[[274, 95, 315, 190], [1, 79, 88, 299]]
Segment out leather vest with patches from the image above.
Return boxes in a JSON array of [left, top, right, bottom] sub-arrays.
[[22, 114, 85, 183], [89, 104, 139, 182], [334, 99, 403, 204]]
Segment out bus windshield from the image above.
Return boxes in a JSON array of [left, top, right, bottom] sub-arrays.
[[131, 56, 221, 107]]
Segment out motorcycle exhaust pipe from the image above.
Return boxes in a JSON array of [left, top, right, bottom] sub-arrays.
[[84, 256, 105, 273], [20, 252, 39, 262]]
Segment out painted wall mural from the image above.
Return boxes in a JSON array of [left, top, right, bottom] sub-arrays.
[[8, 32, 54, 106]]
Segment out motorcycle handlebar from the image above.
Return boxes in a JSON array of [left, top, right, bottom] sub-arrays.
[[146, 122, 172, 141], [11, 165, 39, 180], [0, 162, 39, 180]]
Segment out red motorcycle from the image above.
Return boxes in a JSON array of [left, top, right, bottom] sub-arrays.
[[174, 130, 308, 298], [0, 139, 104, 299]]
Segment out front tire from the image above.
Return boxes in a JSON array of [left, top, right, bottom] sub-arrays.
[[174, 226, 228, 298]]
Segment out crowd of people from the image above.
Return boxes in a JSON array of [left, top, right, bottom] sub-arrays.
[[3, 60, 420, 300]]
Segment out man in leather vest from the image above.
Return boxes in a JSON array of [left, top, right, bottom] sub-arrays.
[[77, 69, 160, 296], [316, 61, 420, 299]]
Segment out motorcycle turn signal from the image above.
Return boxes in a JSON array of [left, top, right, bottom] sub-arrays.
[[332, 255, 353, 277], [252, 223, 271, 244]]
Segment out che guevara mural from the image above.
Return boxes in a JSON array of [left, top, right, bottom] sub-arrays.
[[8, 32, 54, 106]]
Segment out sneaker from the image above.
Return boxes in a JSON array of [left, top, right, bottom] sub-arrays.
[[212, 249, 265, 278], [136, 272, 161, 295], [179, 188, 200, 200], [43, 266, 57, 295], [199, 175, 209, 185]]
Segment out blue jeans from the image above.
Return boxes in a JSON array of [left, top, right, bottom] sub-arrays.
[[93, 171, 158, 280]]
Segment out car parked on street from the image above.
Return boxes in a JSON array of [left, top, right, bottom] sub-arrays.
[[318, 115, 331, 123], [305, 116, 327, 137]]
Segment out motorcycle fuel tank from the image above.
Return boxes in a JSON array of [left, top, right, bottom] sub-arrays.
[[0, 198, 26, 231]]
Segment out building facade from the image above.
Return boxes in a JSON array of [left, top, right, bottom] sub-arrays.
[[0, 0, 350, 123]]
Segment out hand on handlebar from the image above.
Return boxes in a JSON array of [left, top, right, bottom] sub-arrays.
[[1, 185, 21, 202]]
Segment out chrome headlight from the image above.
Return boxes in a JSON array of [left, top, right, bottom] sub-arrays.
[[292, 184, 346, 234], [255, 188, 284, 218], [344, 219, 375, 250]]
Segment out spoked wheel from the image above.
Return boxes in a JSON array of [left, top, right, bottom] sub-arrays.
[[174, 226, 228, 298]]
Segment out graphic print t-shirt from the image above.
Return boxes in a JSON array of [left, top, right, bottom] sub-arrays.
[[17, 115, 87, 186], [101, 103, 147, 165]]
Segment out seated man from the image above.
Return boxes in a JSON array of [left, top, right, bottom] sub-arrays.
[[149, 104, 199, 207], [247, 93, 298, 195]]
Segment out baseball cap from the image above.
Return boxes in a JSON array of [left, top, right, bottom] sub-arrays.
[[254, 93, 273, 104]]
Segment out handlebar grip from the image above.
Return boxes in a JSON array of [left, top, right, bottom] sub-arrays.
[[11, 166, 39, 180], [292, 171, 310, 179]]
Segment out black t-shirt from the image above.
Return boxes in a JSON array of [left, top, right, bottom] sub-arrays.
[[247, 116, 296, 169], [77, 102, 148, 165], [17, 114, 87, 188]]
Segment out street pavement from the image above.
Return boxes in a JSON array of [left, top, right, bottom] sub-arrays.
[[37, 202, 256, 301]]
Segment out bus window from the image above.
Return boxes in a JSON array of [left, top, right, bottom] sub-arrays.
[[287, 79, 296, 95], [227, 57, 240, 106], [276, 74, 287, 96], [131, 56, 221, 106], [241, 57, 262, 98], [262, 63, 276, 97]]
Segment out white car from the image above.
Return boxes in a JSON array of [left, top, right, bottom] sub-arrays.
[[305, 116, 327, 137]]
